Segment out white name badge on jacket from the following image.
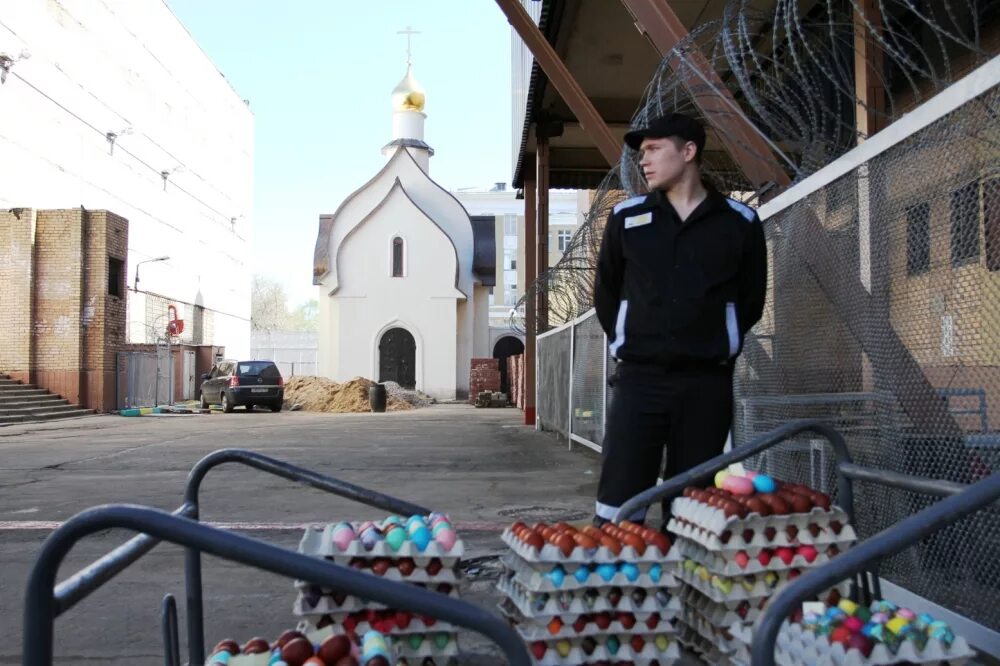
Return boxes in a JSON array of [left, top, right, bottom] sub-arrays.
[[624, 212, 653, 229]]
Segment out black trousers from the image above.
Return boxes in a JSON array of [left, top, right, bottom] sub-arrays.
[[595, 361, 734, 526]]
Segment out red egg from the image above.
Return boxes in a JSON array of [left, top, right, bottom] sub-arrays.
[[745, 497, 770, 516], [617, 612, 636, 629], [510, 521, 528, 534], [622, 532, 647, 555], [241, 637, 269, 654], [582, 525, 604, 539], [630, 635, 646, 652], [573, 532, 598, 550], [524, 532, 545, 551], [830, 626, 852, 646], [594, 612, 612, 629], [547, 617, 563, 635], [554, 533, 576, 556], [318, 635, 351, 663], [273, 631, 306, 649], [531, 641, 547, 659], [213, 639, 240, 655], [847, 633, 874, 657], [371, 558, 391, 576], [554, 521, 576, 534], [600, 534, 622, 555], [812, 492, 832, 510], [426, 558, 443, 576], [645, 530, 671, 553], [280, 637, 315, 666], [397, 558, 416, 576]]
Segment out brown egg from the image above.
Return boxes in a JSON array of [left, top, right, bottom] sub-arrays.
[[281, 637, 315, 666], [371, 558, 391, 576], [318, 635, 352, 663], [645, 530, 671, 553], [812, 492, 832, 510], [333, 657, 360, 666], [573, 532, 598, 550], [622, 532, 647, 555], [524, 531, 545, 551], [582, 525, 604, 540], [510, 521, 528, 534], [619, 520, 642, 534], [242, 637, 269, 654], [532, 522, 548, 533], [786, 525, 799, 540], [719, 530, 732, 544], [599, 534, 622, 555], [782, 492, 813, 514], [554, 533, 576, 556], [213, 640, 240, 655], [600, 522, 618, 535], [722, 500, 748, 518], [683, 486, 698, 498], [273, 631, 307, 649], [742, 528, 756, 543], [690, 489, 708, 502], [554, 521, 576, 534], [540, 526, 557, 541], [397, 558, 416, 576], [745, 497, 770, 516], [760, 494, 790, 515]]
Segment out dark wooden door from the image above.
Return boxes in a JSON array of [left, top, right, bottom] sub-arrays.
[[379, 328, 416, 389]]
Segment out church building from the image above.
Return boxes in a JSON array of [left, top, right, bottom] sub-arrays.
[[312, 64, 496, 400]]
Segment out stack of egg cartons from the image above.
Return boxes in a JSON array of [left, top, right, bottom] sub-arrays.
[[667, 471, 857, 665], [295, 512, 464, 664], [497, 520, 682, 665]]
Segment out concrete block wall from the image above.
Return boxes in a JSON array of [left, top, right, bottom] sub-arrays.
[[469, 357, 501, 404]]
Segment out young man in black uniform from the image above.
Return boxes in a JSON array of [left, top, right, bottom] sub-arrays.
[[592, 113, 767, 527]]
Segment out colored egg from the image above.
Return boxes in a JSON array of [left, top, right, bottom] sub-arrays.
[[431, 520, 452, 535], [714, 470, 730, 488], [722, 475, 755, 496], [434, 632, 451, 648], [649, 563, 662, 583], [407, 634, 424, 649], [555, 639, 571, 657], [897, 608, 916, 621], [745, 470, 759, 479], [381, 515, 404, 528], [844, 616, 864, 633], [752, 475, 777, 493], [621, 562, 640, 582], [359, 528, 382, 550], [655, 634, 670, 651], [838, 599, 859, 615], [406, 515, 426, 531], [358, 520, 377, 533], [546, 565, 566, 588], [332, 526, 355, 551], [596, 563, 617, 582], [574, 565, 590, 584], [409, 526, 432, 551], [606, 635, 620, 655], [434, 527, 457, 551], [428, 511, 448, 523], [384, 525, 406, 551]]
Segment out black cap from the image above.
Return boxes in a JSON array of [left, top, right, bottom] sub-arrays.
[[624, 113, 706, 153]]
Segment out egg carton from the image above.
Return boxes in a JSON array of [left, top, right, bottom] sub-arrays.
[[293, 583, 461, 615], [527, 634, 682, 665], [773, 620, 976, 666], [289, 612, 458, 636], [678, 605, 746, 654], [675, 563, 853, 605], [668, 517, 856, 555], [673, 535, 842, 576], [299, 524, 464, 566], [499, 600, 677, 640], [500, 527, 672, 564], [303, 623, 461, 660], [502, 553, 677, 593], [496, 575, 681, 619], [676, 620, 740, 666], [677, 583, 768, 626], [671, 497, 851, 535]]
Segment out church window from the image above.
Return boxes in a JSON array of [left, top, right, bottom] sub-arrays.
[[391, 236, 405, 277]]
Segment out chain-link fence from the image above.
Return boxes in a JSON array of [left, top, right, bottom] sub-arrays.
[[733, 70, 1000, 632]]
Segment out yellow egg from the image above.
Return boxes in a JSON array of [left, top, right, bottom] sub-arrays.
[[556, 639, 571, 657], [714, 470, 730, 488]]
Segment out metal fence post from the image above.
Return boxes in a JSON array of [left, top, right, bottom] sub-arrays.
[[567, 321, 575, 449]]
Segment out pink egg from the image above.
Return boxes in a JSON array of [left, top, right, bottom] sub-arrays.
[[745, 471, 759, 480], [430, 515, 451, 529], [722, 475, 755, 496], [844, 616, 864, 633], [332, 526, 355, 551], [434, 527, 457, 551]]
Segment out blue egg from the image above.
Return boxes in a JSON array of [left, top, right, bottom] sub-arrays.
[[597, 563, 617, 582], [649, 563, 663, 583], [381, 515, 405, 528], [621, 562, 640, 582], [752, 475, 777, 493], [546, 565, 566, 588], [208, 651, 231, 665], [410, 525, 432, 551], [267, 651, 282, 666], [359, 527, 383, 550], [406, 514, 427, 530], [574, 565, 590, 584]]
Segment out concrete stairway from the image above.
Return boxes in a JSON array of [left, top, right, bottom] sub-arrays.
[[0, 375, 94, 426]]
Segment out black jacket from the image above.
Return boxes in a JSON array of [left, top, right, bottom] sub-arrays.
[[593, 189, 767, 367]]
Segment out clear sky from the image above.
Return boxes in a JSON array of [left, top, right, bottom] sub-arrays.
[[164, 1, 514, 307]]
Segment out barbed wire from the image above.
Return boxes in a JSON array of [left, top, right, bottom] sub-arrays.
[[512, 0, 996, 334]]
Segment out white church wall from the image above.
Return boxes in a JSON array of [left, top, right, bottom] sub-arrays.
[[473, 285, 491, 358], [329, 186, 462, 399], [0, 0, 253, 358]]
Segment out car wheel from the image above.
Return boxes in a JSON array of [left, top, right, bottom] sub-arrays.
[[221, 392, 235, 413], [245, 403, 254, 412], [270, 402, 283, 413], [200, 393, 208, 409]]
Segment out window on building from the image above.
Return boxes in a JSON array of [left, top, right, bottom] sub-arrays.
[[950, 181, 980, 267], [984, 177, 1000, 272], [391, 237, 404, 277], [557, 230, 572, 252], [108, 257, 124, 297], [905, 203, 930, 276], [504, 214, 517, 236]]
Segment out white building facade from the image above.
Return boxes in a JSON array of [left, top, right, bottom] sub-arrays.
[[0, 0, 253, 357], [313, 67, 495, 400]]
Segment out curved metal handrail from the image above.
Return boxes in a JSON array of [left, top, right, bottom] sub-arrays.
[[613, 419, 854, 523], [751, 472, 1000, 666], [23, 505, 531, 666]]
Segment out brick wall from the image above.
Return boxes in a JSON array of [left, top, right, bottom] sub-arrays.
[[468, 357, 501, 404], [0, 207, 128, 410], [0, 208, 34, 384]]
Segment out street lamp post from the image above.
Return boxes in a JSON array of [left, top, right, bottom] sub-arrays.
[[134, 256, 170, 291]]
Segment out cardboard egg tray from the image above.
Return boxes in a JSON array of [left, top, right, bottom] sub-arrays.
[[674, 563, 853, 605], [502, 553, 677, 593], [293, 584, 460, 615], [676, 620, 741, 666], [527, 634, 682, 665], [301, 623, 461, 661], [299, 524, 465, 566], [677, 583, 767, 626], [288, 613, 457, 635], [673, 535, 842, 576], [667, 517, 856, 555], [496, 575, 681, 619], [773, 621, 976, 666], [671, 497, 851, 536], [678, 605, 746, 654], [499, 600, 677, 641], [500, 528, 671, 564]]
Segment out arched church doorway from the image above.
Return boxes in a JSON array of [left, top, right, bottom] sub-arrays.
[[379, 327, 416, 389], [492, 336, 525, 400]]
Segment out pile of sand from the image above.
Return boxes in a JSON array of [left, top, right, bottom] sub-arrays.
[[283, 376, 413, 413], [382, 380, 436, 407]]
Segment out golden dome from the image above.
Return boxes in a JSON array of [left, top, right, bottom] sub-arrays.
[[392, 66, 426, 112]]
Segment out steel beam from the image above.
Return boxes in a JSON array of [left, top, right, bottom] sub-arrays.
[[495, 0, 622, 167], [620, 0, 791, 188], [523, 172, 538, 426]]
